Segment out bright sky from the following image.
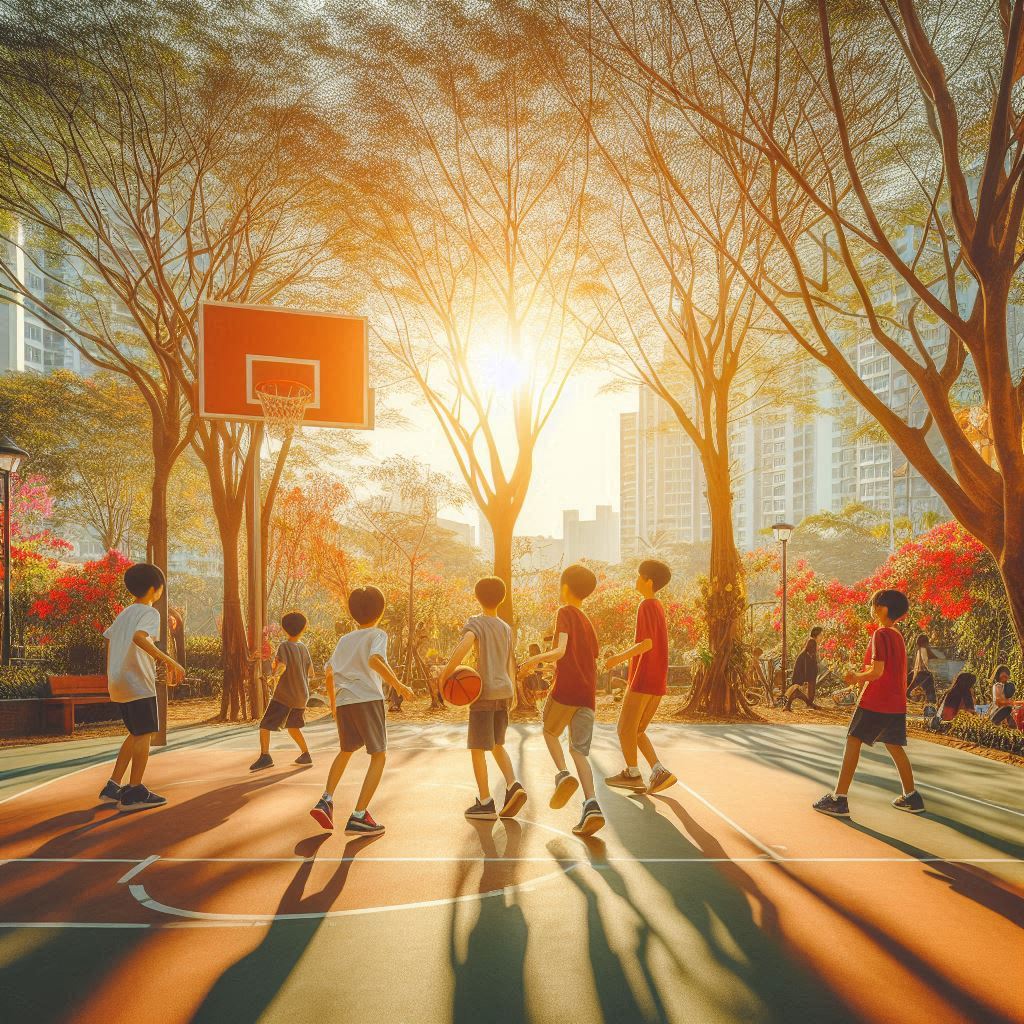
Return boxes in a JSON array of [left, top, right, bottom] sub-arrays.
[[369, 371, 636, 539]]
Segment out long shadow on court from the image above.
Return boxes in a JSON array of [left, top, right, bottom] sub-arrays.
[[190, 831, 383, 1024], [585, 793, 859, 1023], [448, 820, 528, 1024]]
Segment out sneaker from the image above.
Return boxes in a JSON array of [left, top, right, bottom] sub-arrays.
[[465, 798, 498, 821], [345, 811, 385, 835], [812, 793, 850, 817], [572, 798, 606, 836], [249, 753, 274, 772], [605, 769, 647, 792], [500, 782, 528, 818], [98, 780, 123, 805], [646, 767, 678, 795], [892, 790, 926, 814], [310, 797, 334, 830], [293, 752, 313, 766], [550, 771, 579, 809], [118, 785, 167, 813]]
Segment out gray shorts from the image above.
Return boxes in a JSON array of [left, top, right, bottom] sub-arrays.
[[336, 699, 387, 754], [543, 696, 595, 756], [467, 699, 510, 750], [260, 699, 305, 732]]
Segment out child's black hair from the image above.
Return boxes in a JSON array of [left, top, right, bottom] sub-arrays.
[[869, 589, 909, 622], [638, 558, 672, 592], [528, 642, 541, 655], [915, 633, 930, 648], [810, 625, 823, 639], [281, 611, 307, 637], [124, 562, 165, 598], [561, 563, 597, 600], [990, 664, 1011, 684], [349, 585, 386, 626], [474, 576, 506, 609]]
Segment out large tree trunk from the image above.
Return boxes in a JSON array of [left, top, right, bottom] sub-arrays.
[[682, 454, 748, 717], [219, 518, 249, 721], [490, 513, 515, 625]]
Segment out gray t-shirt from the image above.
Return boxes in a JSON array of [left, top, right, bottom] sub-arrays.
[[274, 640, 312, 708], [464, 615, 514, 700]]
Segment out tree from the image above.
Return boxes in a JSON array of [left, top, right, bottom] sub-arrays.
[[333, 0, 592, 622], [561, 24, 797, 713], [349, 457, 466, 683], [592, 0, 1024, 655]]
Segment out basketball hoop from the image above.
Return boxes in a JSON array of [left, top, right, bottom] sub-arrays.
[[254, 379, 313, 441]]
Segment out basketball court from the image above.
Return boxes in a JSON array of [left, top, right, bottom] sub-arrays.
[[1, 721, 1021, 1023]]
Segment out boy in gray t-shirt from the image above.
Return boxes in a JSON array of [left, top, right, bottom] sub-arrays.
[[250, 611, 313, 772], [440, 577, 528, 821]]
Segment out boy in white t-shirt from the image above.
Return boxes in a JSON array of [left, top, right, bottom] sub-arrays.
[[309, 586, 414, 836], [100, 563, 185, 813]]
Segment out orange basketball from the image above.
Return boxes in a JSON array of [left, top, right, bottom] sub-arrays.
[[443, 665, 482, 707]]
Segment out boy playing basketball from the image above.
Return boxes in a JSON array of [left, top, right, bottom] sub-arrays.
[[440, 576, 527, 821], [249, 611, 313, 772], [603, 559, 677, 795], [814, 588, 925, 817], [99, 563, 185, 812], [310, 586, 415, 835], [518, 563, 605, 836]]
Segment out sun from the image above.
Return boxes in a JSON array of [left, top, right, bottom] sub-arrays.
[[473, 333, 532, 393]]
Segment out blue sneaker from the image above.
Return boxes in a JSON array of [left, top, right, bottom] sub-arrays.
[[812, 793, 850, 817], [118, 785, 167, 813], [98, 780, 123, 805], [310, 797, 334, 831]]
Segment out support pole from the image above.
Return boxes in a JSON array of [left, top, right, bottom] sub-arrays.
[[250, 444, 265, 719], [2, 470, 10, 667], [780, 538, 788, 703]]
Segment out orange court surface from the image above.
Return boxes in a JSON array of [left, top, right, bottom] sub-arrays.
[[1, 719, 1022, 1024]]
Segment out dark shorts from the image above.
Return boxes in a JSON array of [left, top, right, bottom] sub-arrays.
[[119, 696, 159, 737], [848, 707, 907, 747], [467, 699, 510, 750], [337, 700, 387, 754], [260, 699, 305, 732]]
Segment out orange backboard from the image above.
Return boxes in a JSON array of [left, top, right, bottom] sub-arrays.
[[199, 301, 373, 429]]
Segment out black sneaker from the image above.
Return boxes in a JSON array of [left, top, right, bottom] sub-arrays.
[[465, 798, 498, 821], [500, 782, 528, 818], [812, 793, 850, 817], [572, 798, 605, 836], [118, 785, 167, 813], [550, 771, 579, 809], [249, 753, 274, 772], [98, 780, 123, 805], [345, 811, 385, 835], [310, 797, 334, 830], [293, 752, 313, 766], [893, 790, 926, 814]]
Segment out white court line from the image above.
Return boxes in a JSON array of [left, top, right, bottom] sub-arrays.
[[672, 781, 786, 862], [916, 782, 1024, 820], [118, 855, 159, 884], [0, 762, 102, 807]]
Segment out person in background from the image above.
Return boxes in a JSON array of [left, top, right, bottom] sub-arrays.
[[785, 627, 823, 710], [937, 672, 976, 724], [988, 665, 1019, 727], [907, 633, 937, 705]]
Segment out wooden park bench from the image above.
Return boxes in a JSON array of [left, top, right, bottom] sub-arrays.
[[44, 675, 112, 735]]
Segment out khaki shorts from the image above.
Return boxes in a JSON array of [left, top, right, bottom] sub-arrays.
[[543, 696, 595, 756], [336, 700, 387, 754], [467, 698, 510, 750]]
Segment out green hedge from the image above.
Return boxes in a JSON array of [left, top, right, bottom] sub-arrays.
[[0, 665, 50, 699], [948, 712, 1024, 757], [186, 635, 222, 671]]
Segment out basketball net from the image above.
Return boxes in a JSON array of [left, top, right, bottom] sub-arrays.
[[254, 379, 313, 441]]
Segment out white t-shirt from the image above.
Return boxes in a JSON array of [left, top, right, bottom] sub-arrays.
[[327, 627, 389, 706], [104, 603, 162, 703]]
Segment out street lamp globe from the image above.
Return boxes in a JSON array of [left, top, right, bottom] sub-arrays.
[[771, 521, 794, 544], [0, 435, 28, 475]]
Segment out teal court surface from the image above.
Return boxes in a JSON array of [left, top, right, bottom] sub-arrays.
[[1, 719, 1022, 1024]]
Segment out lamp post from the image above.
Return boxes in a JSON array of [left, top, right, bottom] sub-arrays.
[[772, 522, 794, 701], [0, 435, 29, 667]]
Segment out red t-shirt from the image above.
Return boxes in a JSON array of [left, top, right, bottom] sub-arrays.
[[551, 605, 599, 709], [628, 598, 668, 696], [859, 626, 907, 714]]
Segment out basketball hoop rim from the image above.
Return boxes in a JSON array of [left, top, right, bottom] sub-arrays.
[[253, 378, 314, 400]]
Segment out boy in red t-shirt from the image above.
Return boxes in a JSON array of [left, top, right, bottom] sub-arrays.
[[814, 589, 925, 817], [604, 559, 677, 796], [517, 563, 605, 836]]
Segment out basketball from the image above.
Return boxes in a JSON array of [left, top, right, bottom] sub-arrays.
[[442, 665, 482, 706]]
